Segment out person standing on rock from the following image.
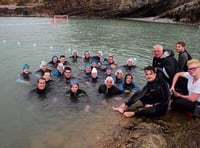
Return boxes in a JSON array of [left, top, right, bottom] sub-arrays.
[[176, 41, 192, 72]]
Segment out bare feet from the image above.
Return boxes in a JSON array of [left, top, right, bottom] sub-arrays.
[[112, 106, 124, 113], [123, 112, 135, 117]]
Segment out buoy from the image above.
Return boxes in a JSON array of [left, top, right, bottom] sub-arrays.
[[33, 43, 37, 47], [3, 40, 6, 44], [17, 41, 21, 46], [50, 46, 53, 49]]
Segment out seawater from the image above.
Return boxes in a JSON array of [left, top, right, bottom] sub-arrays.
[[0, 17, 200, 147]]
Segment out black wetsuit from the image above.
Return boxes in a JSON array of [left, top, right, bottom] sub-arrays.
[[178, 50, 192, 72], [125, 76, 170, 117], [66, 89, 88, 102], [98, 84, 122, 98], [29, 88, 47, 100], [121, 65, 137, 72], [20, 72, 32, 81], [68, 56, 82, 63]]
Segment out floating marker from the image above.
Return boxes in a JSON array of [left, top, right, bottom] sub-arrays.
[[133, 58, 137, 61], [50, 46, 53, 49], [3, 40, 6, 44], [68, 48, 71, 52], [17, 41, 21, 46], [33, 43, 36, 47]]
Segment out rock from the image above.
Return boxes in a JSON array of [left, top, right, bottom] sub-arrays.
[[0, 0, 200, 24]]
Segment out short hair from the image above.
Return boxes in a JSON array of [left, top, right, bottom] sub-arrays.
[[187, 59, 200, 67], [60, 55, 66, 58], [176, 41, 185, 47], [37, 77, 46, 83], [153, 44, 163, 51], [72, 49, 78, 55], [64, 66, 71, 72], [124, 73, 133, 81], [44, 70, 51, 75], [144, 66, 156, 73], [104, 76, 114, 85], [115, 69, 123, 76]]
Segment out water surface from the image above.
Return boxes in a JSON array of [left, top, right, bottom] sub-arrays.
[[0, 17, 200, 147]]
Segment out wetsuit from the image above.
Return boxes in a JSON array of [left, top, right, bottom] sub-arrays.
[[121, 65, 137, 71], [98, 84, 122, 98], [20, 72, 32, 81], [125, 76, 170, 117], [66, 89, 88, 102], [178, 50, 192, 72], [68, 56, 82, 63], [48, 61, 58, 69], [29, 88, 47, 100]]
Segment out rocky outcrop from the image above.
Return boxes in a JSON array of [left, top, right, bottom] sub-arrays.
[[0, 0, 200, 23], [89, 112, 200, 148]]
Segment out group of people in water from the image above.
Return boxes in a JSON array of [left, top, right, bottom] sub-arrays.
[[17, 41, 200, 118]]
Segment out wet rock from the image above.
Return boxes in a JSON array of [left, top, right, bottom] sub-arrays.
[[0, 0, 200, 24]]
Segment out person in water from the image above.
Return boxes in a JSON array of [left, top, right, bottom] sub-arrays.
[[170, 59, 200, 117], [17, 64, 32, 84], [59, 55, 68, 66], [90, 67, 99, 83], [113, 66, 170, 118], [98, 76, 122, 98], [114, 69, 124, 85], [121, 58, 137, 72], [29, 78, 47, 100], [107, 54, 118, 69], [35, 60, 51, 77], [64, 66, 76, 84], [119, 73, 140, 94], [48, 55, 59, 70], [83, 51, 91, 63], [66, 80, 88, 102], [52, 63, 65, 77], [68, 49, 82, 63], [43, 70, 54, 89]]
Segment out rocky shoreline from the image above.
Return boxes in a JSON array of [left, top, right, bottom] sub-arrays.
[[0, 0, 200, 24], [90, 111, 200, 148]]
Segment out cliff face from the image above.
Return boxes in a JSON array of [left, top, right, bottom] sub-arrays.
[[0, 0, 199, 23]]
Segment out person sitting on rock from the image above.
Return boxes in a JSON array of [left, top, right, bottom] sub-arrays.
[[113, 66, 170, 118]]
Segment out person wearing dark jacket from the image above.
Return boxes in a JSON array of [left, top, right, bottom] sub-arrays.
[[113, 66, 170, 118], [152, 44, 181, 86], [176, 41, 192, 72]]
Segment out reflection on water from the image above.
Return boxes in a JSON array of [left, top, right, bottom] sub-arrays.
[[0, 17, 200, 147]]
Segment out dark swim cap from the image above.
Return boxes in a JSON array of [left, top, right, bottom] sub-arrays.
[[52, 55, 58, 60], [23, 64, 29, 70]]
